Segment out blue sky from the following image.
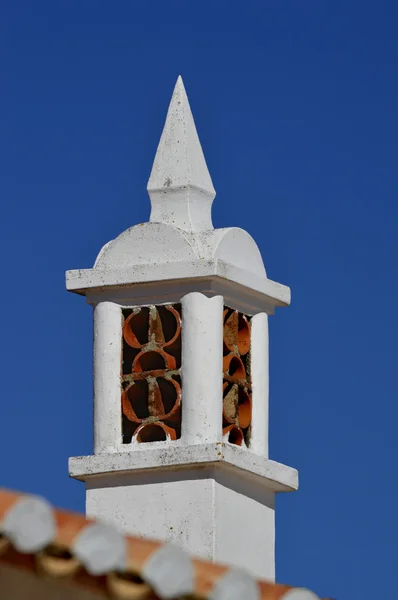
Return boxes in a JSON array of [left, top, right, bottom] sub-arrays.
[[1, 1, 397, 598]]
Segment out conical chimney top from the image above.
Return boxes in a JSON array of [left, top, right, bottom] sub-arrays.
[[147, 76, 216, 232]]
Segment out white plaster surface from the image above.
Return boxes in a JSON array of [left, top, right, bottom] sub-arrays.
[[214, 470, 275, 581], [85, 466, 276, 580], [69, 442, 298, 493], [66, 257, 289, 312], [93, 223, 197, 270], [86, 471, 215, 562], [249, 313, 269, 457], [93, 225, 266, 277], [181, 293, 223, 444], [147, 76, 215, 232], [85, 279, 277, 318], [93, 302, 122, 454], [211, 227, 266, 277]]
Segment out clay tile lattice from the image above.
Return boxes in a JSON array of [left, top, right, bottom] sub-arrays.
[[223, 307, 252, 447], [121, 304, 182, 444]]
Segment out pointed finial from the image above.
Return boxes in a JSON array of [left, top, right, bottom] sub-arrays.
[[147, 76, 216, 232]]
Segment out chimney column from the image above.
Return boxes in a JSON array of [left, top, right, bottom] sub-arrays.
[[93, 301, 122, 454], [181, 292, 223, 445], [249, 312, 270, 458]]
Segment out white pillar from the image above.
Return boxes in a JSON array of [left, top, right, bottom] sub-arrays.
[[181, 293, 223, 444], [93, 301, 122, 454], [249, 312, 269, 457]]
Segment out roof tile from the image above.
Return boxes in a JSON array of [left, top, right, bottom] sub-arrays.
[[0, 488, 331, 600]]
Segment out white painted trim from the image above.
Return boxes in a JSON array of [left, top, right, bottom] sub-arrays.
[[66, 259, 290, 310], [68, 442, 299, 493], [85, 280, 276, 317], [181, 293, 224, 444], [93, 302, 122, 453], [249, 313, 269, 458]]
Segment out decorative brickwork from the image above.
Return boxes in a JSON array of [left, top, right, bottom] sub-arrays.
[[223, 307, 252, 446], [121, 304, 181, 443]]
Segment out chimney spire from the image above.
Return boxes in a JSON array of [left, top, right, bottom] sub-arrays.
[[147, 76, 216, 232]]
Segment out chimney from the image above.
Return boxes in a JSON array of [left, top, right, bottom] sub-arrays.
[[67, 77, 298, 581]]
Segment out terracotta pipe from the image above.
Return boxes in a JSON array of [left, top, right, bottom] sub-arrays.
[[134, 422, 177, 443], [122, 378, 181, 424], [223, 353, 246, 380], [222, 425, 244, 446], [154, 377, 181, 425], [222, 382, 238, 424], [223, 309, 250, 356], [222, 383, 252, 429], [123, 306, 181, 350], [126, 368, 179, 381], [133, 348, 176, 372], [237, 389, 252, 429], [156, 305, 181, 349], [122, 380, 151, 423], [123, 308, 150, 348]]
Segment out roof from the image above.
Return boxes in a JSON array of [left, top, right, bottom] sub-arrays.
[[0, 488, 331, 600]]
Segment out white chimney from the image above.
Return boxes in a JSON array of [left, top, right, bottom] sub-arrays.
[[67, 76, 298, 581]]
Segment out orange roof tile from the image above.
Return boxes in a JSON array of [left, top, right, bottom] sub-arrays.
[[0, 488, 331, 600]]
